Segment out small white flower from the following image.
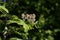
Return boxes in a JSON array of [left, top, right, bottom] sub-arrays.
[[21, 13, 25, 19], [5, 27, 8, 30], [3, 31, 7, 35], [56, 3, 59, 6]]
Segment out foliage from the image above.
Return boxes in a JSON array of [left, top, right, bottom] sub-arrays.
[[0, 0, 60, 40]]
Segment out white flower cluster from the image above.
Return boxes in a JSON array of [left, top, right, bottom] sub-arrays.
[[21, 13, 36, 23]]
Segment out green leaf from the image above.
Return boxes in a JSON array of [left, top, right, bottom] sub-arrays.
[[9, 38, 22, 40], [7, 15, 32, 32], [35, 14, 45, 28], [45, 30, 52, 35], [0, 37, 2, 40], [48, 36, 54, 40], [0, 6, 9, 13], [7, 20, 32, 32]]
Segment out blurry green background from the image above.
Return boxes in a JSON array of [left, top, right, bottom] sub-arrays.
[[0, 0, 60, 40]]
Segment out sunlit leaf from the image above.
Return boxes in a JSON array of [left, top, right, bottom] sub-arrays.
[[9, 38, 22, 40], [35, 14, 45, 28], [0, 37, 2, 40], [48, 36, 54, 40], [45, 30, 52, 34], [7, 15, 32, 32], [0, 6, 9, 13]]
